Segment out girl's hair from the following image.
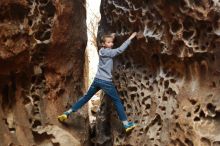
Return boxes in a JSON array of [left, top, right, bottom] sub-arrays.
[[100, 34, 114, 43], [98, 33, 114, 48]]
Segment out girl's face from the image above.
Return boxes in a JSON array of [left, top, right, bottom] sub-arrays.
[[103, 37, 114, 48]]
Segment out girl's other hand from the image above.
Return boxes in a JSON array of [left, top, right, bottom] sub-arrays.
[[128, 32, 137, 40]]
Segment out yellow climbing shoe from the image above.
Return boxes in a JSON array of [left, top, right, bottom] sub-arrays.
[[57, 113, 68, 122]]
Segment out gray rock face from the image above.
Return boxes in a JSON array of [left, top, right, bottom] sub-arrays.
[[98, 0, 220, 145]]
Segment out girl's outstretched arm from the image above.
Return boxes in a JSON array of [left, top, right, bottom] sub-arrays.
[[99, 32, 137, 58]]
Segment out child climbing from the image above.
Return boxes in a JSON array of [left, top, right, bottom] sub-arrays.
[[58, 32, 137, 132]]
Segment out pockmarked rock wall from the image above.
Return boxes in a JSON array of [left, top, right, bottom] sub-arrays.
[[98, 0, 220, 145], [0, 0, 89, 145]]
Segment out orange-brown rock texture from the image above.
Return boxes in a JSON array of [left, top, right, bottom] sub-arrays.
[[0, 0, 89, 146], [97, 0, 220, 146]]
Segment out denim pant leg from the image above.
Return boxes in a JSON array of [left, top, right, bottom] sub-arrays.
[[71, 81, 100, 112], [100, 81, 127, 121]]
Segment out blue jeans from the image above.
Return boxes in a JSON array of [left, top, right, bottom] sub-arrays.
[[71, 78, 127, 121]]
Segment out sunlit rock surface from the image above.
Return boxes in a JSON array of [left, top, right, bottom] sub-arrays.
[[0, 0, 89, 145], [97, 0, 220, 145]]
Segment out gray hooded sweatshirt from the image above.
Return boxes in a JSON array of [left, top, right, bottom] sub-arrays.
[[95, 39, 131, 81]]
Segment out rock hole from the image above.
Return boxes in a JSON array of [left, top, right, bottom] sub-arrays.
[[34, 103, 39, 107], [162, 96, 168, 101], [141, 83, 145, 89], [150, 138, 154, 141], [201, 46, 206, 50], [205, 42, 209, 46], [194, 0, 203, 6], [185, 138, 193, 146], [183, 17, 193, 28], [42, 1, 56, 17], [213, 141, 220, 146], [200, 137, 211, 146], [9, 4, 28, 21], [199, 110, 205, 118], [211, 81, 216, 88], [189, 99, 197, 105], [166, 71, 172, 77], [214, 111, 220, 119], [33, 109, 40, 115], [206, 103, 216, 114], [194, 40, 198, 44], [127, 104, 132, 109], [56, 88, 65, 96], [193, 116, 200, 122], [170, 79, 176, 83], [125, 62, 131, 69], [186, 112, 191, 117], [32, 94, 40, 101], [32, 131, 55, 145], [145, 81, 149, 86], [23, 97, 31, 105], [153, 80, 158, 84], [32, 120, 42, 128], [130, 94, 136, 100], [164, 80, 169, 89], [9, 127, 16, 133], [194, 105, 200, 113], [166, 87, 176, 96], [159, 106, 166, 111], [8, 143, 16, 146], [31, 76, 37, 83], [128, 86, 138, 92], [34, 30, 51, 41], [28, 19, 33, 26], [114, 74, 120, 80], [149, 86, 153, 91], [145, 104, 151, 109], [144, 76, 148, 80], [183, 31, 194, 40], [171, 20, 182, 33], [194, 47, 199, 50], [38, 0, 49, 4], [142, 96, 148, 104], [171, 109, 175, 115]]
